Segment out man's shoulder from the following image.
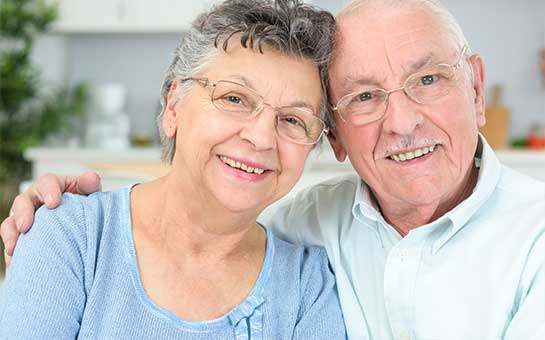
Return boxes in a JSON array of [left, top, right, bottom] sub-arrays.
[[481, 165, 545, 236], [292, 173, 361, 209], [496, 165, 545, 202], [261, 174, 360, 246]]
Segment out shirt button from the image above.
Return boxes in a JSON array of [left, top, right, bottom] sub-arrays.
[[399, 332, 410, 340], [399, 249, 409, 261]]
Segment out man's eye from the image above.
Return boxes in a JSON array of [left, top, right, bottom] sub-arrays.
[[357, 92, 374, 101], [420, 75, 439, 85], [225, 95, 242, 104]]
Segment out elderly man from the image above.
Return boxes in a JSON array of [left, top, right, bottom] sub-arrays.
[[2, 0, 544, 339]]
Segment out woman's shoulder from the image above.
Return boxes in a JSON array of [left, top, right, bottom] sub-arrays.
[[24, 188, 129, 265], [267, 231, 334, 288], [271, 233, 328, 265], [32, 188, 128, 239], [264, 230, 346, 337]]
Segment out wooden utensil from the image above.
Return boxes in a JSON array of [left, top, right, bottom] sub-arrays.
[[480, 84, 510, 149]]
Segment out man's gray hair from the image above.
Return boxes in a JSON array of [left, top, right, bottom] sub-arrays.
[[157, 0, 336, 163], [337, 0, 469, 50]]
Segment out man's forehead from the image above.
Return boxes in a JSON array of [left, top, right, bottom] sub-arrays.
[[337, 6, 450, 54], [331, 7, 456, 89]]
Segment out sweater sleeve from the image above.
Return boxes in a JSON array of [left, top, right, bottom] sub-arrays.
[[0, 193, 88, 340], [292, 247, 347, 339]]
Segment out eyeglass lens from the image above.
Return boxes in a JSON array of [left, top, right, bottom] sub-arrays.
[[210, 80, 324, 144], [337, 56, 462, 125]]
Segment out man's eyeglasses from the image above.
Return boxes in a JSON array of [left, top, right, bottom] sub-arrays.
[[179, 77, 328, 145], [332, 45, 470, 126]]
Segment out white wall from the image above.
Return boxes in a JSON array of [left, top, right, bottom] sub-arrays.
[[31, 0, 545, 140]]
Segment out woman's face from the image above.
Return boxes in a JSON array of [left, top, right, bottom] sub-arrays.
[[165, 45, 322, 215]]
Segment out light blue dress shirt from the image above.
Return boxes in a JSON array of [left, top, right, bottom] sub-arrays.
[[263, 137, 545, 340]]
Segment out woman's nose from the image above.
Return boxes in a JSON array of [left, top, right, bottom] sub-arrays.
[[239, 104, 278, 150]]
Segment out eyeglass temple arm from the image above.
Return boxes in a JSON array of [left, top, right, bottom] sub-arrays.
[[179, 77, 210, 87], [454, 45, 470, 69]]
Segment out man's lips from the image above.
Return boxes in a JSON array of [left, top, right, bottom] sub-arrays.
[[386, 144, 437, 162]]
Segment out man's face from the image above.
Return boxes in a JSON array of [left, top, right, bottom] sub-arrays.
[[328, 7, 486, 210]]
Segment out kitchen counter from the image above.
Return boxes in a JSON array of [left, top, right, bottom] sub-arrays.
[[24, 146, 545, 194]]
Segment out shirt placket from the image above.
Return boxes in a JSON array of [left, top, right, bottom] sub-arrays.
[[228, 294, 265, 340], [383, 237, 424, 340]]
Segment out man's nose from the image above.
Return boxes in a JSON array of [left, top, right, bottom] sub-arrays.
[[381, 89, 424, 135]]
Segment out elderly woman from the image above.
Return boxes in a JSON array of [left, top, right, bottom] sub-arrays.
[[0, 0, 346, 339]]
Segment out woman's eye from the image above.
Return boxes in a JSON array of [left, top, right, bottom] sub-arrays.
[[284, 116, 305, 128]]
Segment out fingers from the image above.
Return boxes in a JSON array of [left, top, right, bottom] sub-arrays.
[[1, 216, 19, 257], [61, 171, 101, 196], [34, 173, 65, 209], [76, 171, 102, 195], [10, 193, 41, 233], [4, 250, 11, 268], [9, 173, 64, 233]]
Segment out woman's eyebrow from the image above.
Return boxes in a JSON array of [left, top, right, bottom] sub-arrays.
[[225, 74, 256, 89]]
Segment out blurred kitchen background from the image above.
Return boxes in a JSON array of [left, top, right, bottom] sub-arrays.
[[1, 0, 544, 276]]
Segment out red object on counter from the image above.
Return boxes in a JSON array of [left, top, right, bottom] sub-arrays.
[[527, 134, 545, 149]]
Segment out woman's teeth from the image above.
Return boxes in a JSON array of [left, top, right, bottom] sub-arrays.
[[390, 145, 435, 162], [219, 156, 265, 174]]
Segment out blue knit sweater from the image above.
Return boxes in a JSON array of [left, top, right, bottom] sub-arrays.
[[0, 188, 346, 339]]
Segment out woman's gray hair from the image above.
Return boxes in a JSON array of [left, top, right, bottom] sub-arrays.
[[157, 0, 336, 163]]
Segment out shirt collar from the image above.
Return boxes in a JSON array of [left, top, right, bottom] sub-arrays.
[[351, 134, 501, 251], [352, 177, 383, 225], [432, 135, 501, 252]]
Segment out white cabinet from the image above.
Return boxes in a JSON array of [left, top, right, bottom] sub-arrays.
[[50, 0, 214, 33]]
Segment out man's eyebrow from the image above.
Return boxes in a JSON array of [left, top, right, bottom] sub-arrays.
[[336, 53, 440, 98], [340, 73, 385, 95], [402, 52, 436, 75]]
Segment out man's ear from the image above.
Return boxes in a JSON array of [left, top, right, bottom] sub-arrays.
[[162, 80, 179, 138], [327, 128, 347, 162], [468, 54, 486, 128]]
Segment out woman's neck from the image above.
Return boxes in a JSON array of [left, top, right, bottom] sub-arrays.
[[129, 177, 267, 321], [130, 176, 264, 262]]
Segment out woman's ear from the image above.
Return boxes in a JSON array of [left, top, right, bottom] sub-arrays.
[[162, 80, 179, 138]]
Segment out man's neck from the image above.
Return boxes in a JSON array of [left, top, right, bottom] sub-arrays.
[[376, 160, 480, 237]]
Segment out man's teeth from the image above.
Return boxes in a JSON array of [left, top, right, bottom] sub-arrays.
[[390, 145, 435, 162], [219, 156, 265, 174]]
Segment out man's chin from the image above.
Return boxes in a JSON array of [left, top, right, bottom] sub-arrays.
[[384, 183, 447, 208]]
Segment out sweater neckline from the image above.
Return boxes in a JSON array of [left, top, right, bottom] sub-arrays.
[[120, 185, 275, 332]]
